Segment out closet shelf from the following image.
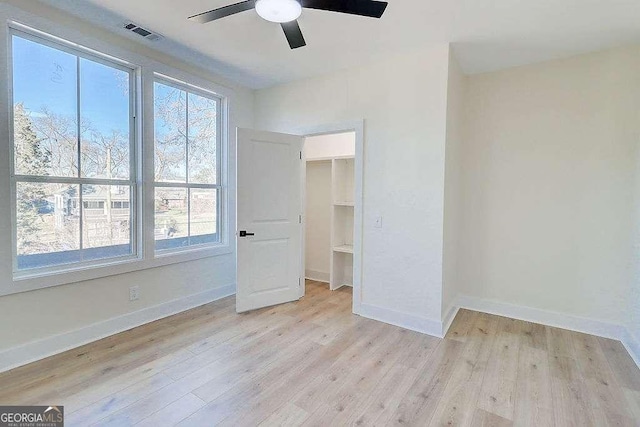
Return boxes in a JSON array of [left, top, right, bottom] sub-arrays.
[[333, 244, 354, 254]]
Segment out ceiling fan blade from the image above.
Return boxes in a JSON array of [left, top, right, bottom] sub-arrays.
[[301, 0, 388, 18], [188, 0, 256, 23], [281, 21, 306, 49]]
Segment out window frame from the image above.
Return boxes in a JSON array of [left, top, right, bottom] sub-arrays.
[[152, 75, 224, 255], [0, 17, 235, 296], [9, 26, 141, 279]]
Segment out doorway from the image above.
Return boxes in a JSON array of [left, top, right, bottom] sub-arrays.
[[235, 122, 363, 314], [299, 121, 364, 314], [303, 132, 355, 295]]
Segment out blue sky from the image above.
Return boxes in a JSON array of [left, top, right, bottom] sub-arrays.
[[12, 35, 130, 136]]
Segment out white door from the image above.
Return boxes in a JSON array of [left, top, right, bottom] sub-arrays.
[[236, 128, 303, 313]]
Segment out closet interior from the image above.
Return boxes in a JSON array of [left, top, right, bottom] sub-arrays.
[[304, 132, 355, 290]]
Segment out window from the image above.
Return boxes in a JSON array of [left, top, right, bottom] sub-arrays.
[[11, 30, 137, 273], [153, 79, 221, 252]]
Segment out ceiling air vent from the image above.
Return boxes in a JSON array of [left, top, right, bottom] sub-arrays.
[[122, 22, 163, 42]]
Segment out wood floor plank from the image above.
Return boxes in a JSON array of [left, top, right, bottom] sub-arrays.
[[349, 363, 419, 426], [547, 326, 577, 359], [257, 403, 310, 427], [598, 337, 640, 391], [446, 309, 480, 342], [519, 321, 548, 351], [214, 321, 387, 426], [513, 346, 554, 426], [180, 341, 324, 426], [572, 332, 617, 386], [390, 339, 465, 425], [622, 387, 640, 420], [470, 408, 513, 427], [191, 323, 323, 403], [65, 372, 174, 425], [583, 377, 636, 426], [136, 393, 206, 427], [317, 329, 414, 424], [428, 313, 498, 426], [396, 331, 440, 369], [550, 374, 598, 427], [477, 331, 520, 420], [293, 322, 394, 413]]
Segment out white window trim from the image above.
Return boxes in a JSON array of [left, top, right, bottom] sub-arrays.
[[0, 7, 236, 297], [9, 27, 142, 280]]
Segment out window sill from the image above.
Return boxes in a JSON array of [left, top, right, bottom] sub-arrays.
[[3, 244, 233, 297]]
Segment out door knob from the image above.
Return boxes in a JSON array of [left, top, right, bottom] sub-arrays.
[[239, 230, 255, 237]]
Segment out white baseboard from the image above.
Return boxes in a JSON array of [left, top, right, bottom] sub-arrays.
[[621, 328, 640, 369], [0, 284, 236, 374], [455, 295, 627, 340], [441, 303, 460, 337], [305, 270, 330, 283], [358, 303, 444, 338]]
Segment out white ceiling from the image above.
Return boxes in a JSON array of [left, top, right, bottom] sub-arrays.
[[38, 0, 640, 89]]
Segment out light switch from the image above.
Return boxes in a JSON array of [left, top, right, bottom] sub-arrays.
[[374, 216, 383, 228]]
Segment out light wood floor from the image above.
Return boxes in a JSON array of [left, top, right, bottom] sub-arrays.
[[1, 280, 639, 426]]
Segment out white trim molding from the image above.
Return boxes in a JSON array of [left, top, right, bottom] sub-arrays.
[[358, 303, 445, 338], [0, 284, 235, 373], [305, 269, 330, 283], [441, 303, 460, 337]]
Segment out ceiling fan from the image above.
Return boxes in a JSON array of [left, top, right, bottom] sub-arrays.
[[188, 0, 388, 49]]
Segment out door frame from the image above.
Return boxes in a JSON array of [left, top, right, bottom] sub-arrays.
[[297, 120, 364, 315]]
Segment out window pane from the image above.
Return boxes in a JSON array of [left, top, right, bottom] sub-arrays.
[[80, 58, 131, 179], [16, 182, 80, 270], [12, 35, 78, 177], [81, 185, 132, 261], [155, 187, 188, 250], [188, 92, 217, 184], [190, 188, 218, 244], [154, 83, 186, 182]]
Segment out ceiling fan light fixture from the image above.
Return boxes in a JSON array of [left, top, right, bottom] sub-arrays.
[[255, 0, 302, 23]]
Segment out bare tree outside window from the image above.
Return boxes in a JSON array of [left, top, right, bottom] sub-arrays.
[[12, 32, 135, 271], [153, 81, 220, 251]]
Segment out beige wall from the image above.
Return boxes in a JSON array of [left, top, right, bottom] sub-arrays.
[[458, 46, 640, 325], [0, 1, 254, 361]]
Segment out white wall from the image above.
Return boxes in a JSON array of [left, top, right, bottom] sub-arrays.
[[458, 46, 640, 328], [305, 161, 332, 282], [441, 51, 465, 324], [305, 132, 355, 160], [0, 1, 253, 369], [255, 45, 451, 334]]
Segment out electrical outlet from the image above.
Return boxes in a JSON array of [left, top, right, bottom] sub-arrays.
[[129, 286, 140, 301]]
